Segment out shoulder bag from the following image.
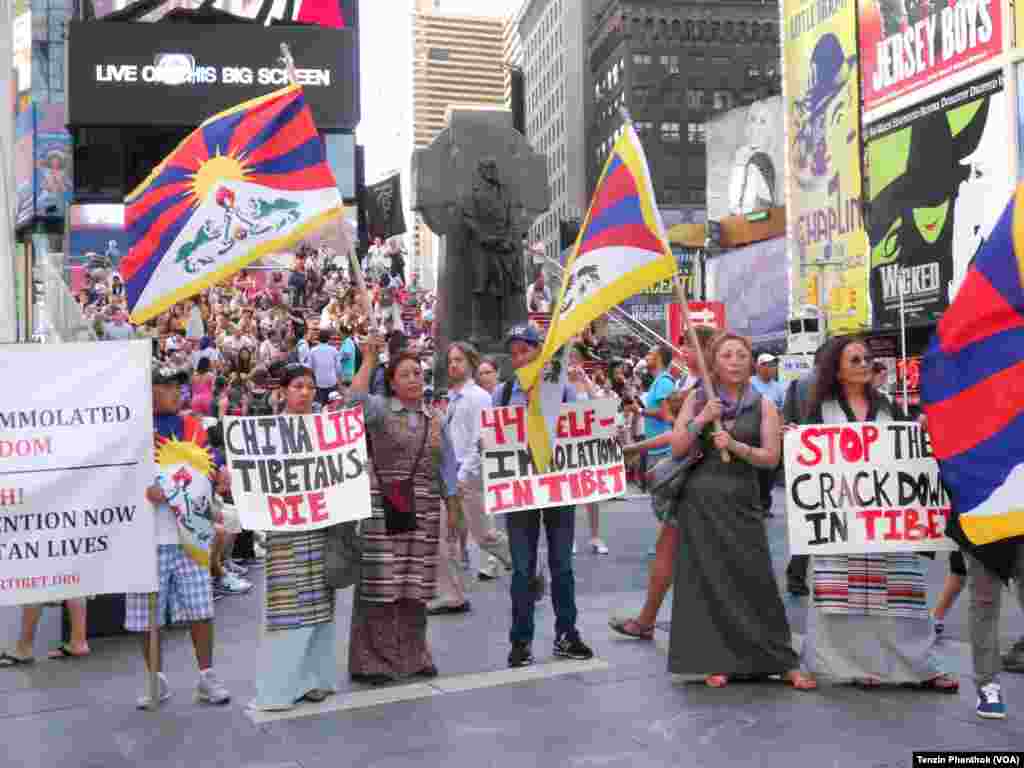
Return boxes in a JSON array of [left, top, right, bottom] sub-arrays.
[[372, 414, 431, 535]]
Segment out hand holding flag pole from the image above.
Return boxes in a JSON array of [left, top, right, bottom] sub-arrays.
[[672, 278, 730, 463]]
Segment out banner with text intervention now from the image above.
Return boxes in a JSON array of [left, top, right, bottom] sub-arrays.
[[224, 408, 371, 531], [481, 399, 626, 515], [784, 421, 957, 554], [0, 340, 156, 606]]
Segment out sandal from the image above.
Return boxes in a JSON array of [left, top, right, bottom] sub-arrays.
[[705, 674, 729, 688], [48, 643, 90, 660], [609, 617, 655, 640], [0, 651, 35, 668], [908, 675, 959, 694], [784, 670, 817, 690], [853, 677, 883, 689]]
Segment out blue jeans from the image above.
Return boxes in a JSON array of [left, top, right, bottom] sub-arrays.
[[505, 506, 577, 646]]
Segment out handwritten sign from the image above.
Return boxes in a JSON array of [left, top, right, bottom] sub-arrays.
[[480, 400, 626, 515], [224, 408, 371, 531], [784, 421, 956, 554]]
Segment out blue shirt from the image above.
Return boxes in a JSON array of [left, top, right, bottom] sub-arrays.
[[643, 372, 675, 458], [338, 337, 357, 381], [491, 378, 577, 407], [751, 376, 787, 411], [309, 343, 339, 389]]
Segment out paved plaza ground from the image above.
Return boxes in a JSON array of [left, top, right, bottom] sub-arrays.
[[2, 491, 1022, 768]]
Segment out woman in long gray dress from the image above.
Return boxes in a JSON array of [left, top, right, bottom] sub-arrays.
[[667, 332, 815, 689], [797, 337, 957, 691]]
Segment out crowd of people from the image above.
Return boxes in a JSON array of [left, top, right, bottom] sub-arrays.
[[4, 246, 1023, 724]]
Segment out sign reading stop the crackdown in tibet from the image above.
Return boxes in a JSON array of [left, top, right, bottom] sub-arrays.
[[480, 400, 626, 515], [223, 408, 371, 531], [784, 421, 957, 554]]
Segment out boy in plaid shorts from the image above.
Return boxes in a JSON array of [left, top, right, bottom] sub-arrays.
[[126, 364, 230, 709]]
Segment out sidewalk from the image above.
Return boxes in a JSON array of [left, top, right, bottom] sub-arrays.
[[1, 495, 1022, 768]]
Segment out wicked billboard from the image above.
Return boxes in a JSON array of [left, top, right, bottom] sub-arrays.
[[864, 71, 1009, 329], [67, 21, 359, 131]]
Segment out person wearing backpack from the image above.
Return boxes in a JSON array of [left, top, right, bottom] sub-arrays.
[[497, 325, 594, 669]]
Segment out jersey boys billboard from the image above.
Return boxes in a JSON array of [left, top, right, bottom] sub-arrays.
[[859, 0, 1002, 113]]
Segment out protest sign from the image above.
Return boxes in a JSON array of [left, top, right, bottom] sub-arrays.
[[779, 354, 813, 387], [0, 340, 156, 606], [784, 421, 956, 555], [224, 407, 371, 531], [480, 399, 626, 515]]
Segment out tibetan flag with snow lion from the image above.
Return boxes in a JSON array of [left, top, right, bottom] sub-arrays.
[[921, 184, 1024, 570], [517, 120, 676, 470], [123, 84, 342, 324]]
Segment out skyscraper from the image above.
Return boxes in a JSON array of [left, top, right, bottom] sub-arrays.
[[411, 0, 507, 289], [514, 0, 592, 269]]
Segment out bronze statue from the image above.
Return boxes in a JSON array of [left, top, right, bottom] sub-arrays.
[[460, 157, 525, 345]]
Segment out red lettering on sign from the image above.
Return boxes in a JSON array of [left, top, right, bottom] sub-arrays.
[[346, 407, 365, 443], [579, 469, 598, 496], [314, 412, 346, 451], [861, 425, 879, 462], [538, 474, 567, 503], [882, 509, 902, 541], [904, 508, 926, 541], [308, 491, 328, 523], [858, 509, 881, 540], [798, 429, 823, 466], [602, 465, 625, 494], [481, 410, 503, 444], [489, 482, 513, 511], [502, 407, 526, 444], [511, 479, 535, 508], [285, 494, 306, 526], [567, 472, 582, 500], [268, 497, 289, 526]]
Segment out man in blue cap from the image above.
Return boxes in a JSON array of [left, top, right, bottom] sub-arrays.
[[494, 325, 594, 668]]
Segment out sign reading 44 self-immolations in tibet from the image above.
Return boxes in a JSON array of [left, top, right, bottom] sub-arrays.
[[0, 341, 157, 606]]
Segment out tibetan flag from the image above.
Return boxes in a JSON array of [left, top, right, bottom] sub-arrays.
[[517, 121, 676, 470], [921, 184, 1024, 556], [123, 84, 342, 324]]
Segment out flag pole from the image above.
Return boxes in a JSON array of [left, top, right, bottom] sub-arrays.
[[672, 278, 730, 463]]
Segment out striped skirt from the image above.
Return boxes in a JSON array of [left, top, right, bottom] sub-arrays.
[[264, 529, 335, 632]]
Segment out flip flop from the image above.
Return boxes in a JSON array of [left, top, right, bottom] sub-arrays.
[[905, 675, 959, 694], [47, 644, 89, 660], [0, 651, 35, 668], [609, 617, 655, 640]]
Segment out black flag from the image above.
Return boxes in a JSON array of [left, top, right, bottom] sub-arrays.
[[363, 173, 406, 240]]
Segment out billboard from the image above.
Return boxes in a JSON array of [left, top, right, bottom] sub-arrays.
[[67, 22, 359, 131], [706, 96, 784, 221], [15, 108, 34, 228], [783, 0, 869, 335], [34, 103, 72, 221], [859, 0, 1002, 113], [864, 71, 1009, 329], [707, 237, 787, 346]]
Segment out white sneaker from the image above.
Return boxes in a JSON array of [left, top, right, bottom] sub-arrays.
[[196, 669, 231, 705], [225, 559, 249, 576], [590, 538, 609, 555], [214, 572, 252, 596], [572, 541, 577, 556], [136, 672, 171, 709]]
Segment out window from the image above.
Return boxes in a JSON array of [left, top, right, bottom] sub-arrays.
[[747, 64, 761, 79], [428, 47, 449, 61], [687, 122, 706, 143], [660, 54, 679, 74], [632, 52, 652, 66], [688, 188, 706, 203], [713, 90, 734, 110], [687, 89, 705, 109], [712, 56, 729, 69], [661, 121, 681, 142], [742, 90, 758, 104], [636, 120, 654, 135], [664, 187, 682, 204]]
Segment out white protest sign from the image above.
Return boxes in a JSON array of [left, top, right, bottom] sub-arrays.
[[0, 340, 157, 606], [224, 407, 371, 531], [784, 421, 956, 554], [480, 399, 626, 515], [779, 354, 813, 387]]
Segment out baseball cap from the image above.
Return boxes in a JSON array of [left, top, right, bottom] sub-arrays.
[[505, 324, 541, 348], [757, 353, 778, 366], [152, 361, 188, 385]]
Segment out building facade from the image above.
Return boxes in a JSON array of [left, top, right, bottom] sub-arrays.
[[411, 0, 507, 289], [514, 0, 592, 270], [586, 0, 780, 217]]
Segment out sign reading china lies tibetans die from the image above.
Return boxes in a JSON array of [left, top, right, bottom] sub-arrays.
[[783, 0, 869, 334], [223, 409, 371, 531], [859, 0, 1001, 113], [481, 400, 626, 515], [67, 22, 359, 131], [784, 421, 956, 554]]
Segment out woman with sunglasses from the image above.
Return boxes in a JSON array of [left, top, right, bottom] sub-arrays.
[[249, 364, 339, 711], [797, 336, 957, 692], [345, 332, 457, 683]]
